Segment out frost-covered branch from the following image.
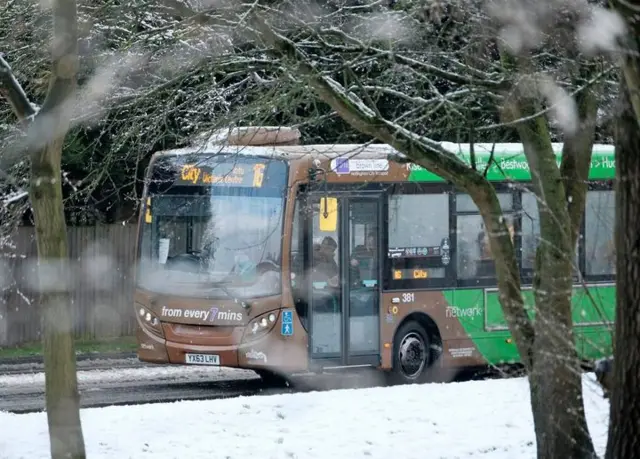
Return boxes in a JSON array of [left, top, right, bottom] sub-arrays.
[[0, 54, 37, 124], [2, 189, 28, 204], [309, 26, 510, 90]]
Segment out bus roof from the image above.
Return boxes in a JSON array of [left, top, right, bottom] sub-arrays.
[[151, 142, 616, 182]]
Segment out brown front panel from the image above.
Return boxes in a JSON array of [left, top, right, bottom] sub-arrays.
[[163, 323, 244, 346], [135, 288, 281, 328], [134, 289, 310, 371], [238, 309, 309, 373], [136, 322, 169, 363]]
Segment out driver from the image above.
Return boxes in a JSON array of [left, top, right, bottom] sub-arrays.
[[313, 236, 340, 287]]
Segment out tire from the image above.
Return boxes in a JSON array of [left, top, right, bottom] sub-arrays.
[[388, 320, 431, 385], [255, 369, 291, 387]]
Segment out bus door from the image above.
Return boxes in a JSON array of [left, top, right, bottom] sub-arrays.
[[306, 193, 382, 368]]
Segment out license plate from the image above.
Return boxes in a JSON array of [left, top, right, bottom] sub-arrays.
[[185, 353, 220, 365]]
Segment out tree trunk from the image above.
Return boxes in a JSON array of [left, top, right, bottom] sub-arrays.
[[504, 90, 597, 458], [604, 74, 640, 459], [32, 0, 86, 457], [2, 0, 87, 455], [31, 139, 86, 459], [529, 157, 595, 459], [530, 249, 596, 458]]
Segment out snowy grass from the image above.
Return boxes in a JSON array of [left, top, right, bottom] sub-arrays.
[[0, 373, 609, 459]]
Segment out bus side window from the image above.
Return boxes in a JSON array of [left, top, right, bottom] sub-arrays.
[[456, 193, 514, 281], [584, 189, 615, 277], [520, 191, 579, 280], [387, 191, 449, 287]]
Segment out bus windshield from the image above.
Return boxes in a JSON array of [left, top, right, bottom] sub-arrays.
[[137, 154, 287, 299]]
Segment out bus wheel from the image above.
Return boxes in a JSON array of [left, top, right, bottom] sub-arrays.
[[389, 321, 430, 384], [255, 369, 290, 387]]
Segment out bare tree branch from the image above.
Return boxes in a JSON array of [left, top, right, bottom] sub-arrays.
[[0, 54, 36, 124]]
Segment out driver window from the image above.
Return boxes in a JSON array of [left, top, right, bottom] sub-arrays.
[[158, 219, 189, 257]]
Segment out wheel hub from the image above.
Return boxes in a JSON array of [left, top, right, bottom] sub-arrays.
[[398, 332, 426, 379]]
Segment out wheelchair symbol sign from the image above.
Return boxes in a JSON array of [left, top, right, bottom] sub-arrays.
[[281, 309, 293, 336]]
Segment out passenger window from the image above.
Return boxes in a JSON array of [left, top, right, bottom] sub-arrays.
[[520, 191, 579, 277], [387, 193, 450, 284], [456, 193, 513, 213], [348, 201, 378, 287], [585, 190, 615, 276], [456, 192, 514, 281], [520, 192, 539, 271]]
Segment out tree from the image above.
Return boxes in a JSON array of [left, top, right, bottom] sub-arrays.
[[604, 74, 640, 459], [0, 0, 86, 457], [0, 0, 303, 225], [605, 1, 640, 456], [246, 1, 611, 457]]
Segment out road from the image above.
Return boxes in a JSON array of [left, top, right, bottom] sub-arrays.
[[0, 359, 383, 414], [0, 356, 144, 376], [1, 378, 288, 414], [0, 359, 270, 413]]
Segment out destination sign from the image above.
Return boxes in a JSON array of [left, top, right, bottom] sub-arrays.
[[148, 155, 287, 195], [176, 162, 267, 187], [392, 268, 430, 280]]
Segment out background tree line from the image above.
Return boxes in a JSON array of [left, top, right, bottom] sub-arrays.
[[1, 0, 617, 227]]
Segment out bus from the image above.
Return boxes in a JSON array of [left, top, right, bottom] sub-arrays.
[[134, 126, 615, 384]]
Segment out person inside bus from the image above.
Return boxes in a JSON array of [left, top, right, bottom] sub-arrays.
[[313, 236, 340, 287], [350, 230, 377, 285], [476, 221, 515, 277]]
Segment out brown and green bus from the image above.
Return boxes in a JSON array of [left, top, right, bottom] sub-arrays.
[[134, 127, 615, 383]]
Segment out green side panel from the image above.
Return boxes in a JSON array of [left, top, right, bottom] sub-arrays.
[[442, 289, 524, 364], [407, 147, 615, 183], [571, 285, 616, 324], [443, 284, 615, 365], [572, 285, 616, 360], [484, 289, 536, 329]]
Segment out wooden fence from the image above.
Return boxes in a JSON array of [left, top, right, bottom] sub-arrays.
[[0, 224, 138, 347]]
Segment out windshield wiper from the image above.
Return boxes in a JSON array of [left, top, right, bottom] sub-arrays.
[[213, 282, 252, 311]]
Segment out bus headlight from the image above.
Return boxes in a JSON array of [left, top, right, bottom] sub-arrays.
[[135, 303, 164, 337], [243, 310, 280, 342]]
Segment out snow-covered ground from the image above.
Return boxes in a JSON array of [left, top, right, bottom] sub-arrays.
[[0, 365, 257, 388], [0, 374, 609, 459]]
